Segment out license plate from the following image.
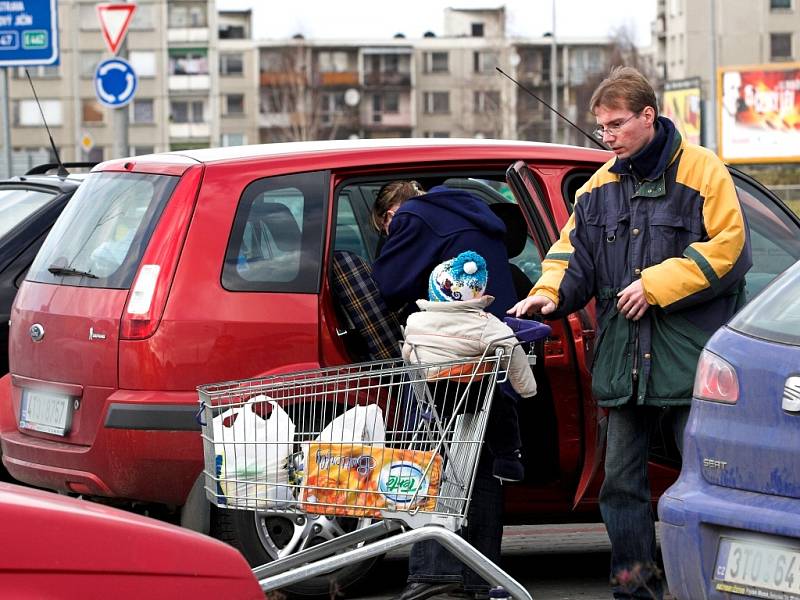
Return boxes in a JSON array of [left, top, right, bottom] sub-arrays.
[[20, 389, 73, 436], [715, 537, 800, 599]]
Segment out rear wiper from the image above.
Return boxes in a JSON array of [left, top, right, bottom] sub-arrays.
[[47, 265, 99, 279]]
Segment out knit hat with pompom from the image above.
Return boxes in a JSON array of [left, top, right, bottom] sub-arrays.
[[428, 251, 488, 302]]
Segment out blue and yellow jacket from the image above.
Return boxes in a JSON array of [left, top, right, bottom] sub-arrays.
[[533, 119, 752, 407]]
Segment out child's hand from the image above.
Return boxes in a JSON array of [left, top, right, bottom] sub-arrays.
[[507, 294, 556, 317]]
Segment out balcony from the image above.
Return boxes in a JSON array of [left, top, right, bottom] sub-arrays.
[[168, 28, 210, 43], [259, 113, 292, 128], [169, 123, 210, 139], [168, 74, 210, 91], [364, 72, 411, 87], [260, 72, 306, 87], [316, 71, 359, 87]]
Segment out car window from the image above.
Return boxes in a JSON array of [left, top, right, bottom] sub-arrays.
[[734, 176, 800, 301], [334, 193, 368, 260], [728, 259, 800, 346], [0, 188, 56, 239], [27, 172, 178, 289], [222, 171, 327, 293]]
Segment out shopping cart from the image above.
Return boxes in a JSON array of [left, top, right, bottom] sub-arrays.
[[197, 317, 550, 599]]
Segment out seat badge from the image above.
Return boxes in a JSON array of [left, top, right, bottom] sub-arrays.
[[89, 327, 107, 341], [29, 323, 45, 342]]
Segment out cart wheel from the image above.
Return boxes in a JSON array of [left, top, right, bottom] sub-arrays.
[[212, 505, 380, 597]]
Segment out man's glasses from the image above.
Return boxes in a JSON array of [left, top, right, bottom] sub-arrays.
[[592, 111, 642, 141]]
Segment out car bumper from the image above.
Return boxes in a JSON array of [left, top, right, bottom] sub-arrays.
[[0, 386, 202, 505], [659, 470, 800, 600]]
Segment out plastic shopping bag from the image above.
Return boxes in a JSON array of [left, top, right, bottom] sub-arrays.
[[213, 395, 295, 509], [316, 404, 386, 446]]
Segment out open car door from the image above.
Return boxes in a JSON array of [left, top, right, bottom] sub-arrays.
[[505, 160, 605, 509]]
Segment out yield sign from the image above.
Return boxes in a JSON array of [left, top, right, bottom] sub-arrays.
[[96, 3, 137, 55]]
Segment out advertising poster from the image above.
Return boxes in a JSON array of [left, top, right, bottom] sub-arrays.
[[718, 63, 800, 163], [663, 78, 703, 147]]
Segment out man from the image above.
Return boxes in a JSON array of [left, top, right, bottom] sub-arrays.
[[509, 66, 751, 599], [373, 184, 518, 600]]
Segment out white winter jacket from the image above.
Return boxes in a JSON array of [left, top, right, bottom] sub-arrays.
[[402, 296, 537, 398]]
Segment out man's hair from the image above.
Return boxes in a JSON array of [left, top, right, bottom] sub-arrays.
[[589, 66, 659, 117]]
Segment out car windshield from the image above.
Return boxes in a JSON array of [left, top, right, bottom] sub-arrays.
[[0, 187, 56, 239], [728, 259, 800, 346], [26, 171, 178, 289]]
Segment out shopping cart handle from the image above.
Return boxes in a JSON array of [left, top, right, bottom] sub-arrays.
[[503, 317, 552, 343]]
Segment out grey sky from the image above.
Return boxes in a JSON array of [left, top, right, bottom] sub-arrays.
[[215, 0, 657, 46]]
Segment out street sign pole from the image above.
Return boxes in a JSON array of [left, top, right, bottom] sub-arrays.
[[1, 67, 11, 178], [112, 36, 129, 159]]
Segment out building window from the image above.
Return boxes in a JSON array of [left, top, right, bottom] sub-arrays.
[[168, 2, 208, 27], [169, 49, 209, 75], [423, 92, 449, 114], [222, 133, 246, 147], [424, 131, 450, 138], [14, 100, 62, 126], [771, 33, 793, 60], [261, 90, 287, 114], [771, 0, 792, 9], [220, 53, 244, 76], [225, 94, 245, 115], [320, 91, 346, 124], [424, 52, 449, 73], [318, 51, 349, 73], [14, 65, 59, 79], [82, 147, 104, 163], [474, 51, 499, 73], [130, 146, 155, 156], [81, 99, 104, 124], [474, 90, 501, 113], [130, 51, 156, 78], [471, 23, 484, 37], [170, 100, 205, 123], [371, 93, 399, 122], [131, 99, 155, 124], [80, 51, 102, 79], [129, 4, 155, 30]]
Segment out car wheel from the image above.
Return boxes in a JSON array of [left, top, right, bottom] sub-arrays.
[[211, 506, 380, 597]]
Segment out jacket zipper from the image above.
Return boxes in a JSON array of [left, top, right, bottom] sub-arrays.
[[632, 320, 640, 383]]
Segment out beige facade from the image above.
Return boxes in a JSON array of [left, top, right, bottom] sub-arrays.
[[3, 1, 257, 177]]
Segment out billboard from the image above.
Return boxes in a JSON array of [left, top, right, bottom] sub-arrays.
[[663, 78, 703, 146], [719, 63, 800, 163]]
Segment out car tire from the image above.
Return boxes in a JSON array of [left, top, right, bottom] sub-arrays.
[[211, 505, 381, 597]]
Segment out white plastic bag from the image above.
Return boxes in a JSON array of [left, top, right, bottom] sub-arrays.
[[213, 394, 295, 509], [302, 404, 386, 466]]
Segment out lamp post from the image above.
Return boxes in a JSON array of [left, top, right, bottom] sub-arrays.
[[550, 0, 557, 143]]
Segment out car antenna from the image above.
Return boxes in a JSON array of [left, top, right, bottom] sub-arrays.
[[24, 68, 69, 179], [495, 67, 608, 150]]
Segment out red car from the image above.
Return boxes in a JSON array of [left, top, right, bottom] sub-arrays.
[[1, 139, 797, 595], [0, 481, 262, 599]]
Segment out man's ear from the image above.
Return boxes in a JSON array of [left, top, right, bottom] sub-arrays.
[[643, 106, 657, 125]]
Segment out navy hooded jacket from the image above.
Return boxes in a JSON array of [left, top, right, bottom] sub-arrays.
[[372, 186, 516, 321]]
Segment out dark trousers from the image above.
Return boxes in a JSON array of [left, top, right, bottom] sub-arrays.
[[599, 403, 690, 599], [407, 449, 503, 593]]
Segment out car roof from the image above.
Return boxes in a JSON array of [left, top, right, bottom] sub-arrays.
[[99, 138, 611, 174], [0, 172, 89, 192]]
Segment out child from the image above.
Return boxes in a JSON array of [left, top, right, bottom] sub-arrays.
[[401, 251, 537, 482]]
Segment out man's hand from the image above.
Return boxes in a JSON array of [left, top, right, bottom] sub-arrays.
[[507, 294, 556, 317], [617, 280, 651, 320]]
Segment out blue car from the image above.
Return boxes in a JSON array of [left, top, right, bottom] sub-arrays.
[[659, 258, 800, 600]]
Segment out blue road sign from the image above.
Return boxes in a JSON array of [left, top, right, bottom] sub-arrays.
[[0, 0, 59, 67], [94, 57, 138, 108]]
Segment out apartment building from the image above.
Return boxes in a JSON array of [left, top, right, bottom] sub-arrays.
[[4, 0, 234, 176]]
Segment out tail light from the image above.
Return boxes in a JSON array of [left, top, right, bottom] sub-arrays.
[[120, 166, 203, 340], [693, 349, 739, 404]]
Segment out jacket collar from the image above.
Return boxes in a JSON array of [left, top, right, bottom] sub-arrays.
[[416, 296, 495, 312], [609, 116, 681, 181]]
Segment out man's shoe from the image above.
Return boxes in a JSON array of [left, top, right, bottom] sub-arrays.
[[397, 582, 460, 600], [492, 449, 524, 483]]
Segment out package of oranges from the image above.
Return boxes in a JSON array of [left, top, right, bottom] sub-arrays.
[[301, 443, 442, 518]]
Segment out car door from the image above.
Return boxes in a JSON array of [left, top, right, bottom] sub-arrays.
[[505, 160, 603, 507]]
